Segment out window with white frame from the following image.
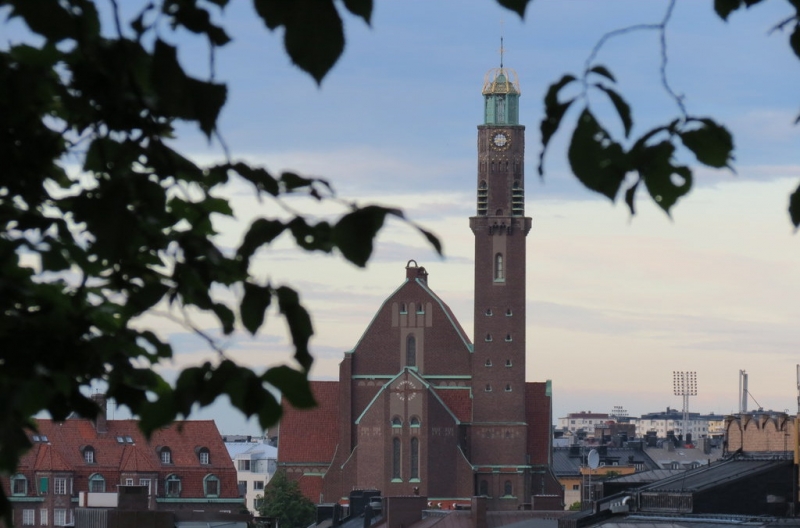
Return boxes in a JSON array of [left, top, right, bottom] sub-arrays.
[[199, 448, 210, 465], [253, 481, 264, 491], [22, 509, 34, 526], [125, 478, 134, 486], [83, 446, 95, 464], [54, 509, 67, 527], [139, 478, 152, 495], [237, 459, 251, 471], [40, 508, 48, 526], [54, 478, 67, 495], [160, 447, 172, 464]]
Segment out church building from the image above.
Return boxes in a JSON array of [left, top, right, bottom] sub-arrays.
[[277, 63, 563, 511]]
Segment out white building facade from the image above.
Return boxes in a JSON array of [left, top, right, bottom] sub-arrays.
[[224, 437, 277, 514]]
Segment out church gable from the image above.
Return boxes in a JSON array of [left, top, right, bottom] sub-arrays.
[[350, 262, 472, 377]]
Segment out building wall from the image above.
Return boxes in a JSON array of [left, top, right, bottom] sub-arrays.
[[725, 413, 797, 453]]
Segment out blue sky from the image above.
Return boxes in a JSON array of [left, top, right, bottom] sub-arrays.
[[170, 0, 800, 432], [10, 0, 800, 432]]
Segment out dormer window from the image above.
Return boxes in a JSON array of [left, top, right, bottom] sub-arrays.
[[160, 447, 172, 464], [83, 446, 95, 464], [198, 447, 210, 465], [11, 474, 27, 496]]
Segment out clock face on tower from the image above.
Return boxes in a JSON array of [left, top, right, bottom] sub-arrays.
[[491, 131, 511, 151]]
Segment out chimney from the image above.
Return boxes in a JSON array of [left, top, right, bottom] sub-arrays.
[[405, 260, 428, 284], [471, 496, 487, 528], [91, 393, 108, 433]]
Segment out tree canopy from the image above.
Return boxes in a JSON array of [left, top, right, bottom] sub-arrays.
[[1, 0, 799, 522], [257, 471, 316, 528]]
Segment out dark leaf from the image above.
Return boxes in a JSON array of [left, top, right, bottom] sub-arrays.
[[624, 178, 641, 215], [230, 162, 279, 196], [418, 228, 443, 256], [263, 365, 316, 408], [237, 218, 286, 262], [342, 0, 372, 24], [568, 109, 628, 200], [790, 184, 800, 228], [589, 65, 616, 82], [253, 0, 344, 84], [539, 74, 578, 176], [241, 282, 272, 335], [791, 24, 800, 60], [635, 141, 693, 214], [594, 84, 633, 138], [275, 286, 314, 372], [714, 0, 742, 20], [332, 206, 393, 267], [495, 0, 532, 18], [212, 302, 236, 334], [679, 118, 734, 168]]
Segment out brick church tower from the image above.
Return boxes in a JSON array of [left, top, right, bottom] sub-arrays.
[[277, 59, 563, 512], [469, 63, 532, 498]]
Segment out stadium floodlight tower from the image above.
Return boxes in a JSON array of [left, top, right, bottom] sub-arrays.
[[673, 371, 697, 443]]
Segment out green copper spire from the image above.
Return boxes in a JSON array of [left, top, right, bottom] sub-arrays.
[[482, 40, 520, 125]]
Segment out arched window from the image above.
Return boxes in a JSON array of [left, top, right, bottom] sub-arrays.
[[504, 480, 513, 496], [485, 308, 492, 316], [406, 335, 416, 367], [485, 384, 492, 392], [165, 474, 181, 497], [505, 384, 512, 392], [506, 359, 513, 367], [392, 438, 401, 480], [485, 359, 492, 367], [83, 446, 95, 464], [479, 480, 489, 496], [506, 308, 512, 316], [391, 416, 402, 427], [410, 438, 419, 480], [11, 474, 27, 496], [160, 447, 172, 464], [494, 253, 504, 281], [410, 417, 421, 428], [198, 447, 210, 465], [505, 334, 512, 342], [204, 474, 220, 497], [400, 303, 407, 314], [485, 334, 492, 342], [88, 474, 105, 493]]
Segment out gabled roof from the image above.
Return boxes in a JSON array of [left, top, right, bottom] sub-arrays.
[[350, 277, 473, 355], [32, 443, 71, 471], [278, 381, 339, 464], [119, 444, 159, 472]]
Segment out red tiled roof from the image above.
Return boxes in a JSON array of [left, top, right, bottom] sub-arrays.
[[32, 444, 71, 471], [525, 382, 551, 466], [278, 381, 339, 464], [10, 404, 239, 500], [436, 389, 472, 423]]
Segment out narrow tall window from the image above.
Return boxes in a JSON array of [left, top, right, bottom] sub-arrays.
[[392, 438, 401, 480], [83, 447, 95, 464], [198, 448, 210, 465], [165, 475, 181, 497], [494, 253, 504, 281], [160, 447, 172, 464], [410, 438, 419, 480], [504, 480, 513, 496], [406, 335, 416, 367], [479, 480, 489, 496]]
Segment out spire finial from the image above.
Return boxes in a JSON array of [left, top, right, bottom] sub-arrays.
[[499, 18, 505, 68]]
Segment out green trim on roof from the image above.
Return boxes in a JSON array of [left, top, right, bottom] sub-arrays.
[[352, 375, 394, 379], [156, 498, 243, 503]]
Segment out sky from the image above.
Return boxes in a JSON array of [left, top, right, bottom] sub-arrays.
[[13, 0, 800, 433]]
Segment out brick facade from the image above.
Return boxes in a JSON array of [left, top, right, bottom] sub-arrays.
[[278, 66, 562, 511]]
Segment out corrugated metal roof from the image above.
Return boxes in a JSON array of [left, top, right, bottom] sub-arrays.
[[640, 458, 789, 493], [610, 469, 684, 484]]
